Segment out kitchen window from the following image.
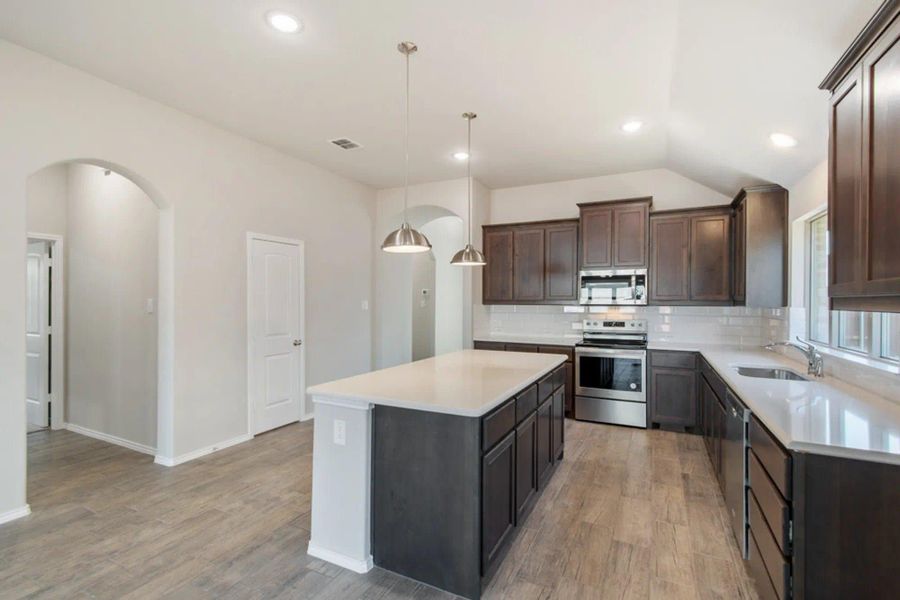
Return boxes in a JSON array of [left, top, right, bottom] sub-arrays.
[[806, 212, 899, 364]]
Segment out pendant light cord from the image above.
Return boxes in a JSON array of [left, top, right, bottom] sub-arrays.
[[403, 49, 410, 222], [466, 115, 473, 246]]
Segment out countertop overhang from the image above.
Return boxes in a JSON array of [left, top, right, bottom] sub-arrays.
[[307, 349, 567, 417]]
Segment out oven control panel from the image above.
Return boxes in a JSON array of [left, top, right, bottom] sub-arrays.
[[582, 319, 647, 333]]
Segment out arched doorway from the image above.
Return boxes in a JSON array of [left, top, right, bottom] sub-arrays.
[[23, 158, 175, 506]]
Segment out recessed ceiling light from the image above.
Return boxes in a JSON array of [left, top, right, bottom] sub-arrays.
[[621, 120, 643, 133], [266, 11, 301, 34], [770, 132, 797, 148], [453, 151, 469, 161]]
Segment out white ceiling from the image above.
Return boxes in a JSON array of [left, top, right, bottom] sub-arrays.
[[0, 0, 881, 193]]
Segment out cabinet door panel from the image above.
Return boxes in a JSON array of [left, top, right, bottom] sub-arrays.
[[513, 227, 545, 301], [865, 22, 900, 290], [733, 201, 746, 303], [482, 431, 516, 573], [613, 204, 648, 267], [544, 223, 578, 302], [580, 207, 613, 268], [690, 212, 732, 302], [829, 70, 864, 294], [515, 414, 537, 522], [650, 216, 690, 302], [551, 388, 564, 460], [649, 367, 697, 428], [483, 229, 514, 303], [536, 399, 553, 487]]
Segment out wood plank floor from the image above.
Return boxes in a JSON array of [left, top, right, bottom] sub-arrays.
[[1, 420, 758, 599]]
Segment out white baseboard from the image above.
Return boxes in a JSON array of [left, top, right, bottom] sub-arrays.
[[300, 412, 314, 422], [0, 505, 31, 526], [307, 541, 373, 574], [154, 433, 252, 467], [66, 423, 156, 456]]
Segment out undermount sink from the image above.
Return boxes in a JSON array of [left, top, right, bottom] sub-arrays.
[[733, 366, 808, 381]]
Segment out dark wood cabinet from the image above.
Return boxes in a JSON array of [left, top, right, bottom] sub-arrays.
[[820, 2, 900, 312], [649, 365, 697, 430], [732, 186, 788, 308], [512, 227, 545, 302], [481, 431, 516, 573], [579, 198, 651, 269], [649, 214, 690, 302], [483, 229, 514, 303], [514, 413, 537, 522], [544, 222, 579, 302], [536, 397, 553, 488], [482, 219, 578, 305], [551, 387, 564, 460], [649, 208, 732, 305]]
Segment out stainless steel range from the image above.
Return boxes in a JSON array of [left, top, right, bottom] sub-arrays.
[[574, 318, 647, 428]]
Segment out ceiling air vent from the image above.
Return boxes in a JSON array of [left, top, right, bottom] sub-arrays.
[[330, 138, 362, 150]]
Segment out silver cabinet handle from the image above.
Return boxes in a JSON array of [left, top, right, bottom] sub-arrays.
[[293, 340, 303, 346]]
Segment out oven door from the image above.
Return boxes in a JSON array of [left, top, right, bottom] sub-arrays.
[[575, 347, 646, 402]]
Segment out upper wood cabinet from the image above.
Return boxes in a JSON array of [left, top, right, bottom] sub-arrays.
[[649, 207, 731, 305], [578, 198, 651, 269], [482, 219, 578, 305], [820, 3, 900, 312], [732, 186, 788, 308]]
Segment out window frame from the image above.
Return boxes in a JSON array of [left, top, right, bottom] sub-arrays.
[[805, 211, 899, 365]]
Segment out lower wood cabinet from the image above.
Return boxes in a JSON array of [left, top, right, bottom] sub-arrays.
[[648, 350, 698, 430], [551, 387, 565, 460], [536, 397, 553, 488], [482, 431, 516, 573], [514, 412, 537, 521]]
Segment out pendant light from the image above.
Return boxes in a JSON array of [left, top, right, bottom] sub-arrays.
[[382, 42, 432, 254], [451, 113, 487, 266]]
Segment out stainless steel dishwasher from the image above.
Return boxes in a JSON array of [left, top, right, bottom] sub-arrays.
[[722, 389, 750, 558]]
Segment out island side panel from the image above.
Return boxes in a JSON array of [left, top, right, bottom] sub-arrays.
[[372, 405, 482, 600]]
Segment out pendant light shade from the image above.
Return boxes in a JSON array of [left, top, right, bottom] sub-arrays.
[[382, 41, 431, 254], [451, 112, 486, 267]]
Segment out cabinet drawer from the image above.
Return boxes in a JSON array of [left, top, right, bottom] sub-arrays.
[[506, 343, 538, 353], [552, 365, 566, 391], [515, 385, 538, 422], [750, 416, 792, 500], [749, 451, 791, 555], [650, 350, 696, 370], [483, 400, 516, 452], [747, 529, 780, 600], [538, 372, 555, 401], [474, 341, 506, 351], [538, 345, 574, 362], [749, 496, 791, 600]]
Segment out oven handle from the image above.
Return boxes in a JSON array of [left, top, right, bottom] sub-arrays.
[[576, 347, 646, 360]]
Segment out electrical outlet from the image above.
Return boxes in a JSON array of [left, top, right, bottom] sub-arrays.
[[333, 419, 346, 446], [145, 298, 155, 314], [361, 300, 369, 311]]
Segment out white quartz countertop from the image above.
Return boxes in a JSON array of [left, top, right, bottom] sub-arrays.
[[307, 350, 566, 417], [474, 333, 580, 347], [650, 342, 900, 465]]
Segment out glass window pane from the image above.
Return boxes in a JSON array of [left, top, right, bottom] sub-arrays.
[[883, 314, 900, 361], [808, 214, 830, 343], [838, 311, 871, 352]]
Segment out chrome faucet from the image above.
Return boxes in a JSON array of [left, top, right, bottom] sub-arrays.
[[764, 337, 825, 378]]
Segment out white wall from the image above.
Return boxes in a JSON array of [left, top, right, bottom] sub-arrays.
[[65, 164, 158, 447], [489, 168, 730, 223], [374, 177, 487, 368], [786, 161, 827, 328], [26, 163, 67, 236], [410, 252, 436, 361], [420, 216, 465, 356], [0, 40, 375, 517]]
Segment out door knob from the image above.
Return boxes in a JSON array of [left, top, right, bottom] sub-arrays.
[[293, 339, 303, 346]]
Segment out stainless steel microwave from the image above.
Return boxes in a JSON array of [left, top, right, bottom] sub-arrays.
[[579, 269, 647, 305]]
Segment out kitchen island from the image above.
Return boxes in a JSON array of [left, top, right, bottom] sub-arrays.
[[306, 349, 568, 600]]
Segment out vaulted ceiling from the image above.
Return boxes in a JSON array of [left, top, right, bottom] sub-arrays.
[[0, 0, 881, 193]]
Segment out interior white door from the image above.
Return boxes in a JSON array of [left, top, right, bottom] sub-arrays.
[[249, 237, 304, 435], [26, 240, 50, 428]]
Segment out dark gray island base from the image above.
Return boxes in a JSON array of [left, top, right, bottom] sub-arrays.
[[372, 363, 567, 599]]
